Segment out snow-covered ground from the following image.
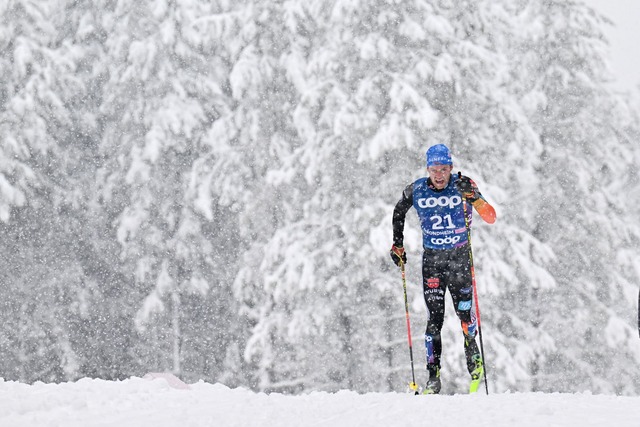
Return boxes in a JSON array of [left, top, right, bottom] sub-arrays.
[[0, 375, 638, 427]]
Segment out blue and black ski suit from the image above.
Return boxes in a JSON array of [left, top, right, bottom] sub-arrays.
[[392, 173, 496, 374]]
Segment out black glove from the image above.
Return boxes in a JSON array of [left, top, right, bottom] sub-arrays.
[[390, 245, 407, 267], [455, 174, 479, 202]]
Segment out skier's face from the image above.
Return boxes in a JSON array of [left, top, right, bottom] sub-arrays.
[[427, 165, 453, 190]]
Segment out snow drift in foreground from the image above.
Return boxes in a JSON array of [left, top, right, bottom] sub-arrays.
[[0, 375, 638, 427]]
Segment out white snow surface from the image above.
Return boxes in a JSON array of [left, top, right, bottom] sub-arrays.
[[1, 375, 639, 427]]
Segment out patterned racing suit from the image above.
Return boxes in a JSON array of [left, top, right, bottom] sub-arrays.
[[392, 173, 495, 374]]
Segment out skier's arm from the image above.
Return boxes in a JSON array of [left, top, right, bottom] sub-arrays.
[[471, 197, 496, 224], [392, 183, 414, 247], [456, 173, 496, 224]]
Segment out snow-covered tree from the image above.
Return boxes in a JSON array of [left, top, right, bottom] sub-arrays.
[[95, 0, 242, 381], [497, 0, 640, 392], [0, 0, 107, 382]]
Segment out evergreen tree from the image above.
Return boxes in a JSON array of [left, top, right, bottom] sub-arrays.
[[0, 0, 106, 382], [95, 0, 241, 381], [499, 0, 640, 392]]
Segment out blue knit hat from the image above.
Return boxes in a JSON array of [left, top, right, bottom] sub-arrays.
[[426, 144, 452, 167]]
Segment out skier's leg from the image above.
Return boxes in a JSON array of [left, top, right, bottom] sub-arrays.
[[422, 249, 447, 394], [448, 246, 481, 374], [424, 288, 444, 371]]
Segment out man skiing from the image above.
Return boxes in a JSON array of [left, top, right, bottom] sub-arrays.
[[390, 144, 496, 394]]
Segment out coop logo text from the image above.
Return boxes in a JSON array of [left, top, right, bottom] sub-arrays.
[[417, 195, 462, 210]]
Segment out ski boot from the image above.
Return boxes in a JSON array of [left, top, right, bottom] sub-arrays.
[[469, 354, 484, 393], [422, 366, 441, 395], [464, 336, 483, 393]]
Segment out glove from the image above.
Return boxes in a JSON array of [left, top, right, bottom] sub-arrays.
[[455, 175, 479, 202], [390, 245, 407, 267]]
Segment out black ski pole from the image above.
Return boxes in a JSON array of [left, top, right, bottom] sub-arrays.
[[460, 172, 489, 394], [400, 260, 419, 394]]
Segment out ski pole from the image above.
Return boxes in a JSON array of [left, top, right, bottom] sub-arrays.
[[460, 173, 489, 394], [400, 260, 419, 394]]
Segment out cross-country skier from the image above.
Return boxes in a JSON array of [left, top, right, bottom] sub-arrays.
[[390, 144, 496, 394]]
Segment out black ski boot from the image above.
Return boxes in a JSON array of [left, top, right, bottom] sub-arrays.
[[423, 366, 441, 395]]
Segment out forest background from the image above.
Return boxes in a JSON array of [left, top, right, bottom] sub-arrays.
[[1, 0, 639, 395]]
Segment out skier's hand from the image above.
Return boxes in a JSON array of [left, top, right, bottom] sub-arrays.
[[390, 245, 407, 267], [455, 175, 479, 202]]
